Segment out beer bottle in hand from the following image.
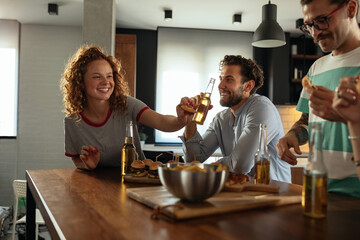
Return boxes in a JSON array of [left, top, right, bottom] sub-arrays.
[[121, 121, 136, 176], [193, 78, 216, 125], [302, 123, 327, 218], [254, 123, 270, 184]]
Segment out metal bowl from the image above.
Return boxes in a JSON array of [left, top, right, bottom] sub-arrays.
[[158, 163, 229, 202]]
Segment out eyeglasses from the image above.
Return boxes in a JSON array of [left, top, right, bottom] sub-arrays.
[[300, 1, 347, 36]]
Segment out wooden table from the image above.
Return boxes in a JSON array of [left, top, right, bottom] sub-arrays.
[[26, 168, 360, 240]]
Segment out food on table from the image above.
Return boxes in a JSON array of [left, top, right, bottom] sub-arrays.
[[212, 162, 230, 172], [182, 165, 207, 172], [180, 104, 196, 113], [130, 160, 147, 177], [302, 75, 318, 90], [165, 163, 228, 173], [226, 173, 250, 186], [143, 159, 154, 171], [191, 160, 201, 163], [148, 161, 162, 179]]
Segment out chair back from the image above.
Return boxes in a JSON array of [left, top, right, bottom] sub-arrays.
[[13, 180, 26, 199]]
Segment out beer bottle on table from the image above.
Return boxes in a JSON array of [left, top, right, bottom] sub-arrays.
[[302, 123, 327, 218], [254, 123, 270, 184], [193, 78, 215, 125], [121, 121, 136, 176]]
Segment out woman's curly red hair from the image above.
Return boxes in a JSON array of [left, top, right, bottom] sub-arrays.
[[60, 45, 129, 118]]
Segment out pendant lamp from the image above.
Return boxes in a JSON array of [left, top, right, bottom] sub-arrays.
[[252, 1, 286, 48]]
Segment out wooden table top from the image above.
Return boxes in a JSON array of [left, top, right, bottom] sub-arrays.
[[26, 168, 360, 240]]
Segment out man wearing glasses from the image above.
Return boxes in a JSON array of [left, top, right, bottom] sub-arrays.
[[277, 0, 360, 197]]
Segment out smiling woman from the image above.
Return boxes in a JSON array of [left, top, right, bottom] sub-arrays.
[[60, 45, 189, 171]]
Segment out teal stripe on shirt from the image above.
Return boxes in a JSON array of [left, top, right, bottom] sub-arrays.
[[308, 122, 352, 153], [296, 96, 309, 114], [328, 177, 360, 198], [311, 66, 360, 91]]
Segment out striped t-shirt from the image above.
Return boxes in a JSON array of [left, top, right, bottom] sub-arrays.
[[296, 46, 360, 197]]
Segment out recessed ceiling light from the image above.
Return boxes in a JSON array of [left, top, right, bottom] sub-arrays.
[[164, 10, 172, 21], [233, 14, 242, 25]]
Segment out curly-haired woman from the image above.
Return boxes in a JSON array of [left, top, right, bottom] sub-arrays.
[[60, 46, 188, 170]]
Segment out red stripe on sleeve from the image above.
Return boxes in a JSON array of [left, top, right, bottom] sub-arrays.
[[65, 152, 80, 158], [136, 107, 150, 124]]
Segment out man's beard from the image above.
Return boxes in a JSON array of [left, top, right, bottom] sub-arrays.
[[219, 86, 243, 107]]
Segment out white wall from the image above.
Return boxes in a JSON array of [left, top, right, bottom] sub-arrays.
[[0, 24, 82, 205]]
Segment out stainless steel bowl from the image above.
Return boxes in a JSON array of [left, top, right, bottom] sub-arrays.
[[158, 163, 229, 202]]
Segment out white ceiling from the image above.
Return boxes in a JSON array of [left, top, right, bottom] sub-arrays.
[[0, 0, 305, 36]]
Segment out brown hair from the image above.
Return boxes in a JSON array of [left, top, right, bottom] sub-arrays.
[[300, 0, 358, 18], [60, 45, 129, 118], [219, 55, 264, 95], [300, 0, 352, 4]]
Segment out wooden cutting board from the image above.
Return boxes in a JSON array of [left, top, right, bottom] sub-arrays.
[[224, 182, 280, 193], [123, 175, 161, 184], [126, 180, 302, 220]]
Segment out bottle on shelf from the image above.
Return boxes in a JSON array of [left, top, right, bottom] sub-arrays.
[[121, 121, 136, 176], [302, 123, 328, 218], [254, 123, 271, 184], [193, 78, 215, 125]]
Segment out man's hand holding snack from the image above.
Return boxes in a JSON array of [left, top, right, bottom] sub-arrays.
[[302, 75, 345, 123]]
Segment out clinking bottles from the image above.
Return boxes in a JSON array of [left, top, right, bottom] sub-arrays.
[[302, 123, 327, 218], [121, 121, 136, 176], [193, 78, 216, 125], [254, 123, 270, 184]]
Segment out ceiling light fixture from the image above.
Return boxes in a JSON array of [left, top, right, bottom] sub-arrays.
[[252, 1, 286, 48], [233, 14, 242, 25], [48, 3, 58, 16], [164, 10, 172, 21]]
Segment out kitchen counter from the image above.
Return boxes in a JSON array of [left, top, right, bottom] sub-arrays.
[[25, 168, 360, 240]]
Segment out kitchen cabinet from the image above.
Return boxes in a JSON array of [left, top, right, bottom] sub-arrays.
[[115, 34, 137, 96], [289, 53, 321, 103], [253, 33, 290, 105], [289, 36, 323, 103]]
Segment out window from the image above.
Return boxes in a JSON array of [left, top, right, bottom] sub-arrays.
[[156, 27, 253, 144], [0, 20, 19, 137]]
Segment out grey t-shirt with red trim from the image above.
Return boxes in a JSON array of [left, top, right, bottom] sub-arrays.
[[64, 96, 148, 167]]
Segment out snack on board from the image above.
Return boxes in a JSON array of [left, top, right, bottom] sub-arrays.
[[191, 160, 201, 163], [143, 159, 154, 171], [225, 173, 250, 186], [148, 161, 162, 179], [130, 160, 147, 177], [180, 104, 196, 113], [302, 75, 318, 90]]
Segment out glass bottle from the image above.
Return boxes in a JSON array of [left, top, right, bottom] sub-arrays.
[[302, 123, 327, 218], [254, 123, 271, 184], [193, 78, 216, 125], [121, 121, 136, 176]]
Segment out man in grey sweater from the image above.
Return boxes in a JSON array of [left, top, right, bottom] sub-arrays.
[[180, 55, 291, 183]]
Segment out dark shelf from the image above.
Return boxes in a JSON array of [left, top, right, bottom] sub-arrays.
[[292, 54, 321, 59], [291, 78, 302, 83]]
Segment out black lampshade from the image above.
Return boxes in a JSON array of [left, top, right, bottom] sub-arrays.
[[252, 2, 285, 48]]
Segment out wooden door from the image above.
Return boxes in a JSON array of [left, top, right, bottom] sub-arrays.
[[115, 34, 136, 97]]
